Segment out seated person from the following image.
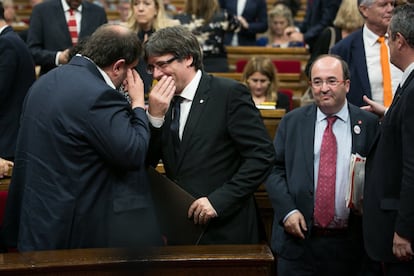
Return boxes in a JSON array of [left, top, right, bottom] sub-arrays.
[[242, 56, 291, 111], [257, 4, 303, 48]]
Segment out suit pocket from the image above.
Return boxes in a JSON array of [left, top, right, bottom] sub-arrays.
[[380, 198, 399, 210], [113, 195, 149, 213]]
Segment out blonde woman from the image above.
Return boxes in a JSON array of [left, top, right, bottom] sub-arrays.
[[126, 0, 179, 93], [257, 4, 297, 48], [242, 57, 291, 111]]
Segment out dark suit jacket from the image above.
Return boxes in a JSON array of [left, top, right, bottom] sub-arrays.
[[219, 0, 268, 46], [330, 29, 371, 107], [363, 70, 414, 262], [27, 0, 107, 75], [0, 26, 36, 160], [299, 0, 341, 51], [147, 73, 275, 244], [1, 56, 161, 251], [265, 103, 378, 259]]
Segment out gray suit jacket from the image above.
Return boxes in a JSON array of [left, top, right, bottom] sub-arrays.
[[265, 103, 378, 259]]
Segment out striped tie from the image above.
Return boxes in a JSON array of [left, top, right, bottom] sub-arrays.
[[67, 9, 78, 46]]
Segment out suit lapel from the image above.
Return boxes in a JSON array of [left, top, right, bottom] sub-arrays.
[[353, 31, 371, 95], [348, 104, 366, 154], [302, 105, 317, 188], [175, 75, 210, 170]]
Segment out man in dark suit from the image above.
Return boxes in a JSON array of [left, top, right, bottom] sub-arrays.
[[27, 0, 107, 75], [285, 0, 341, 52], [265, 54, 379, 275], [145, 26, 275, 244], [331, 0, 402, 107], [0, 2, 36, 161], [363, 4, 414, 275], [1, 24, 162, 252], [218, 0, 268, 46]]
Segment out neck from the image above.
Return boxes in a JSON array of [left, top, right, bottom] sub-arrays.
[[0, 20, 6, 28]]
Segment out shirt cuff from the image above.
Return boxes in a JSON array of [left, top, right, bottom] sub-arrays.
[[146, 110, 164, 128], [283, 209, 299, 223]]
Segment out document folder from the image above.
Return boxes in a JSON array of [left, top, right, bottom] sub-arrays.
[[147, 167, 205, 245]]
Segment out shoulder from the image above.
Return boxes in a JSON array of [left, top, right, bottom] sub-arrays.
[[348, 103, 378, 122], [83, 1, 106, 13], [332, 29, 362, 50]]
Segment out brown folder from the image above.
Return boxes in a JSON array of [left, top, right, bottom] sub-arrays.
[[147, 167, 206, 245]]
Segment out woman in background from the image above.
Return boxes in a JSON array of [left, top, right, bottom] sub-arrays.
[[126, 0, 179, 94], [175, 0, 238, 72], [305, 0, 364, 76], [256, 4, 300, 48], [242, 56, 291, 112]]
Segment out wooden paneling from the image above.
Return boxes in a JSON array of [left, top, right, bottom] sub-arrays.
[[0, 244, 275, 275]]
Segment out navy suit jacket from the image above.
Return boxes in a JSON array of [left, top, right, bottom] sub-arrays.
[[265, 103, 378, 259], [0, 26, 36, 160], [27, 0, 107, 75], [330, 29, 370, 107], [1, 56, 160, 251], [363, 70, 414, 262], [299, 0, 341, 50], [147, 73, 275, 244], [219, 0, 268, 45]]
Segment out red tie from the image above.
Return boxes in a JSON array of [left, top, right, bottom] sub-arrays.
[[314, 116, 337, 228], [67, 9, 78, 45]]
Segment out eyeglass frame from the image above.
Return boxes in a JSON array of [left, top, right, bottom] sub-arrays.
[[146, 56, 178, 74], [309, 78, 347, 89]]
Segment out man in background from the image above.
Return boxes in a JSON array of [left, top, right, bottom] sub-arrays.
[[27, 0, 107, 75], [331, 0, 402, 107], [0, 1, 35, 161]]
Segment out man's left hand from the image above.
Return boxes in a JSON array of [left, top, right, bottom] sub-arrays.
[[188, 197, 217, 225]]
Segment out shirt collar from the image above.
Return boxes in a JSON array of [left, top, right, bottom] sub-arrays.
[[316, 100, 349, 123], [363, 24, 387, 47], [61, 0, 82, 12], [0, 25, 9, 34], [78, 54, 116, 89], [179, 70, 202, 101], [401, 62, 414, 87]]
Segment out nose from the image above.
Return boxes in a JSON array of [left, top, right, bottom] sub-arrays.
[[152, 67, 165, 80]]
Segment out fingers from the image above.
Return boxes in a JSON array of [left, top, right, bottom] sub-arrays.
[[0, 158, 13, 178], [148, 76, 176, 117], [393, 233, 414, 261], [284, 211, 307, 239], [188, 197, 217, 225]]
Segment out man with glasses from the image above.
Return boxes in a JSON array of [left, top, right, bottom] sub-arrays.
[[145, 25, 275, 245], [265, 54, 379, 275], [331, 0, 402, 107]]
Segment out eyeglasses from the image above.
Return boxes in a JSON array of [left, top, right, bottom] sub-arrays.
[[309, 78, 346, 88], [146, 56, 178, 74]]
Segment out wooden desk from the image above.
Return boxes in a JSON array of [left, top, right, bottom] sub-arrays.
[[225, 46, 310, 72], [0, 244, 274, 275]]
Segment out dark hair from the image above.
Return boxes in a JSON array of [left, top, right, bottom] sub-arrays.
[[390, 4, 414, 48], [144, 25, 203, 71], [81, 24, 141, 68], [308, 54, 351, 80], [0, 2, 4, 21]]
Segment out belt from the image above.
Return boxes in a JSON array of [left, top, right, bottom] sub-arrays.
[[311, 227, 348, 237]]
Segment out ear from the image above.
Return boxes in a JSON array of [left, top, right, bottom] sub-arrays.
[[112, 59, 126, 74], [396, 32, 407, 50], [184, 56, 193, 68], [359, 5, 368, 19]]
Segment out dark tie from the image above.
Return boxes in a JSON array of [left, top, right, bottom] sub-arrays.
[[314, 116, 337, 228], [170, 96, 184, 157]]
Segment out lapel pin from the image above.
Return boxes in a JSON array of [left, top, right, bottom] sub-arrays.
[[199, 99, 204, 104], [353, 125, 361, 135]]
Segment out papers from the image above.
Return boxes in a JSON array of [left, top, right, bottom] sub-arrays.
[[346, 153, 366, 212], [256, 101, 276, 110], [147, 167, 206, 245]]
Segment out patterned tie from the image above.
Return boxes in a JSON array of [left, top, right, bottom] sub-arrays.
[[170, 96, 184, 158], [378, 36, 392, 107], [67, 9, 78, 46], [314, 116, 337, 228]]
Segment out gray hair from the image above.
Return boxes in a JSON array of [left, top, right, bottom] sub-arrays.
[[389, 4, 414, 48]]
